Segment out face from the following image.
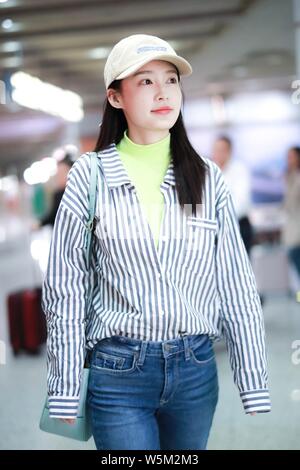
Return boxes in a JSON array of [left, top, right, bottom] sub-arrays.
[[212, 139, 231, 168], [107, 60, 182, 140]]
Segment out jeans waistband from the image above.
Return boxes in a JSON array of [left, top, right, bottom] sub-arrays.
[[93, 333, 211, 362]]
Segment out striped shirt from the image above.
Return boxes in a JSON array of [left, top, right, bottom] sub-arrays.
[[42, 144, 271, 418]]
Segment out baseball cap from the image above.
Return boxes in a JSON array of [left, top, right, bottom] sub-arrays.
[[104, 34, 192, 89]]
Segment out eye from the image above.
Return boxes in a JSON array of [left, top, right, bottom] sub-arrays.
[[140, 78, 152, 85], [168, 77, 178, 84]]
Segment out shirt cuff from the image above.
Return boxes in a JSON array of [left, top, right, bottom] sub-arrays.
[[240, 389, 271, 414], [48, 396, 80, 419]]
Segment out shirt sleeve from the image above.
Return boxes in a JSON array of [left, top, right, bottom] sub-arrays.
[[214, 167, 271, 414], [42, 154, 93, 418]]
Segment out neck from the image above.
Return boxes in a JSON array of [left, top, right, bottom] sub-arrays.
[[126, 127, 170, 145]]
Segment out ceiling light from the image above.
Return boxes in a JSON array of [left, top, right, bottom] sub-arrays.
[[1, 19, 21, 32], [1, 18, 13, 29], [2, 41, 21, 52], [3, 56, 22, 67], [11, 71, 84, 122], [88, 47, 110, 59]]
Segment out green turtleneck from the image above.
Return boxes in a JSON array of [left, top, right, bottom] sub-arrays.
[[116, 130, 171, 248]]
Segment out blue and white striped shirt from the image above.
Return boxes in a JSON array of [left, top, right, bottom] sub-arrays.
[[42, 144, 271, 418]]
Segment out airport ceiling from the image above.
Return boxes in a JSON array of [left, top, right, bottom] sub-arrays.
[[0, 0, 296, 172]]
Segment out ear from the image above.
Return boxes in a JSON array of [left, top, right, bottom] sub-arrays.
[[107, 89, 123, 109]]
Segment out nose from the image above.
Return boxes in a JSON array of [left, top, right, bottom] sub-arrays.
[[155, 83, 168, 101]]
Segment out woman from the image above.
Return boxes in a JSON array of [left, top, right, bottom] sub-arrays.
[[42, 34, 271, 450], [282, 146, 300, 284]]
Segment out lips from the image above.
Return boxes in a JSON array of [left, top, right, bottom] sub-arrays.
[[151, 107, 173, 114]]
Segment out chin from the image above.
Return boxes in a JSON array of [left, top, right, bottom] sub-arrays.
[[152, 120, 175, 130]]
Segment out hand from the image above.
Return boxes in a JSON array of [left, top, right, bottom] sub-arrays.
[[250, 412, 257, 416], [59, 418, 76, 425]]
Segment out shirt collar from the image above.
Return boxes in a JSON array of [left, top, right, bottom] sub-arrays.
[[98, 143, 176, 189]]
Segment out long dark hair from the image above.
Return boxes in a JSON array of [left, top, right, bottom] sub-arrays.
[[94, 78, 208, 216]]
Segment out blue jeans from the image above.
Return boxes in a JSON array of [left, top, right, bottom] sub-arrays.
[[87, 334, 218, 450]]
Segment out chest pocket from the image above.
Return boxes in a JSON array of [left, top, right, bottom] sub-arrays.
[[183, 217, 218, 275]]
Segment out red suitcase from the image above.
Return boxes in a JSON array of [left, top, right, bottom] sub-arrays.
[[7, 287, 47, 355], [22, 289, 43, 353], [7, 291, 24, 355]]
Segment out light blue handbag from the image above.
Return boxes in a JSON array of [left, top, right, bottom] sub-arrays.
[[39, 153, 98, 441], [39, 368, 92, 441]]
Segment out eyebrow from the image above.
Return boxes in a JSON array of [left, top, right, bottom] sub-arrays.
[[133, 69, 178, 77]]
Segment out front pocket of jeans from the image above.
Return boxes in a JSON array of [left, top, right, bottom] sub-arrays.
[[189, 339, 215, 365], [190, 349, 215, 365], [92, 350, 138, 374]]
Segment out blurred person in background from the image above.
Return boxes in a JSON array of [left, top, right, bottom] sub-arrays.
[[212, 137, 266, 307], [282, 146, 300, 289], [32, 152, 74, 229], [212, 136, 254, 255]]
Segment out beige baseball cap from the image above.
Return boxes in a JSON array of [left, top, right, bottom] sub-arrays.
[[104, 34, 192, 90]]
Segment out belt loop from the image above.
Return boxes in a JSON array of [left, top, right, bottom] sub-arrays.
[[182, 335, 191, 361], [137, 341, 147, 366]]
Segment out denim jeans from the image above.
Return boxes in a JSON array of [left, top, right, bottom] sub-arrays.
[[87, 333, 218, 450]]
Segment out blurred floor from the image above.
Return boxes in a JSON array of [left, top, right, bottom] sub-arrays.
[[0, 222, 299, 450]]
